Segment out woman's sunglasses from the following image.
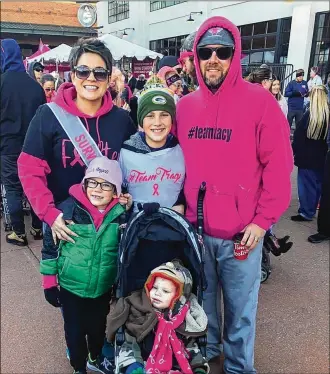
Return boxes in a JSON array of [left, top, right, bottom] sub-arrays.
[[197, 46, 234, 61], [45, 88, 55, 92], [34, 67, 44, 72], [74, 65, 110, 82]]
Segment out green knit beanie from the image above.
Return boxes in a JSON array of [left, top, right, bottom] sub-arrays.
[[137, 83, 176, 127]]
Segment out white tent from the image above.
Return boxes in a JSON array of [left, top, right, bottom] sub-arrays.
[[28, 44, 72, 63], [99, 34, 162, 61]]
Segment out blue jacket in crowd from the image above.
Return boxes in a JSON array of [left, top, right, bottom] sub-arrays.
[[284, 79, 308, 112]]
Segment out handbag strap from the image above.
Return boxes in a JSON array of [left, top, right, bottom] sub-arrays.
[[47, 102, 102, 166]]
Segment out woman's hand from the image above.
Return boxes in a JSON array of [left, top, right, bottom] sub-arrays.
[[51, 213, 78, 245], [119, 193, 133, 211], [122, 102, 131, 112], [240, 223, 266, 250]]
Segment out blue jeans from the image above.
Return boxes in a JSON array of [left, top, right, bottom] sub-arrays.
[[203, 235, 262, 374], [297, 168, 323, 220]]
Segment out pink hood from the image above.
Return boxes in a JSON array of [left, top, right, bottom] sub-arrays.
[[54, 82, 113, 118], [69, 183, 119, 231], [176, 16, 293, 239]]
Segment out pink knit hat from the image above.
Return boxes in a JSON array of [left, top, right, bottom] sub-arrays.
[[157, 66, 178, 81]]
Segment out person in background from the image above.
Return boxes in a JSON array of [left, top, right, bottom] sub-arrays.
[[0, 39, 45, 246], [179, 31, 198, 93], [271, 77, 288, 116], [308, 66, 323, 92], [158, 66, 183, 103], [40, 74, 56, 103], [291, 85, 329, 222], [326, 72, 330, 103], [176, 16, 293, 373], [308, 125, 330, 244], [126, 70, 137, 93], [285, 69, 308, 128], [135, 74, 147, 91], [246, 66, 274, 90], [27, 61, 44, 83], [157, 55, 181, 73]]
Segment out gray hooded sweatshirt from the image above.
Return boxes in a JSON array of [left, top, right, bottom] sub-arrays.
[[119, 132, 185, 212]]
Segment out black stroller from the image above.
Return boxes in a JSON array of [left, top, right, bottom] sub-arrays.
[[114, 185, 208, 373]]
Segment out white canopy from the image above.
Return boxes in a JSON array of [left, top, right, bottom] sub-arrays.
[[28, 44, 72, 63], [99, 34, 162, 61]]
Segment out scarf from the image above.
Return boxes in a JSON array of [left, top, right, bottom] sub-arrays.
[[146, 303, 193, 374]]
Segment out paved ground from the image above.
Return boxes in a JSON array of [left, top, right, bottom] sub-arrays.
[[1, 168, 329, 374]]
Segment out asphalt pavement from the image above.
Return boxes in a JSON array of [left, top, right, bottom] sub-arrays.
[[1, 168, 329, 374]]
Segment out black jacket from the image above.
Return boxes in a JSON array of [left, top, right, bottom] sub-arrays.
[[292, 110, 328, 170], [128, 76, 137, 92], [0, 71, 46, 154]]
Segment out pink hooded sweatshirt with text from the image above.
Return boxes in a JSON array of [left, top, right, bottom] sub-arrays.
[[176, 16, 293, 240]]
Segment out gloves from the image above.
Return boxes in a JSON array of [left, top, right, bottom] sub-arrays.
[[264, 233, 293, 257], [292, 90, 302, 97], [44, 286, 61, 307]]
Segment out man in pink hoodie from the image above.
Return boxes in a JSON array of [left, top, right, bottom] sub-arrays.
[[176, 17, 293, 373]]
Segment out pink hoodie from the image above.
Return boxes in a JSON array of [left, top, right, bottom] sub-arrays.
[[176, 17, 293, 240]]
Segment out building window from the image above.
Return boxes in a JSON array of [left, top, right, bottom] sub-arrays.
[[108, 1, 129, 24], [150, 34, 188, 57], [239, 18, 291, 65], [309, 11, 330, 83], [150, 1, 186, 12]]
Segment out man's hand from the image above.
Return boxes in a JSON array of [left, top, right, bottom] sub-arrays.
[[51, 213, 78, 245], [119, 193, 133, 211], [241, 223, 266, 250]]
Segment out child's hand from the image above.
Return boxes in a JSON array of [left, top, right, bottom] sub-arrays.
[[119, 193, 133, 211]]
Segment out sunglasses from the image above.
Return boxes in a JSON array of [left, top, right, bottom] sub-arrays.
[[74, 65, 110, 82], [85, 179, 114, 192], [45, 88, 55, 92], [197, 46, 234, 61], [34, 67, 44, 72], [176, 68, 182, 74]]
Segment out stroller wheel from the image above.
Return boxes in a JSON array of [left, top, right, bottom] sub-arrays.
[[261, 265, 270, 283]]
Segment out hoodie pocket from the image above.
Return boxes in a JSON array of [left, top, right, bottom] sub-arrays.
[[203, 185, 245, 238]]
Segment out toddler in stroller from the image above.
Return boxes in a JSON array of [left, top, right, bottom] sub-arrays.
[[107, 261, 209, 374], [107, 203, 209, 374]]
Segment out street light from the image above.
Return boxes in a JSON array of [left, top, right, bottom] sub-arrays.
[[122, 28, 135, 36], [187, 11, 203, 22]]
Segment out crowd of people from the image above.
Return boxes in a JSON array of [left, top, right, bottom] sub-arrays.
[[1, 13, 330, 374]]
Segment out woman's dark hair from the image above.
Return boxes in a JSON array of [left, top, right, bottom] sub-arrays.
[[40, 74, 55, 86], [246, 67, 273, 84], [69, 38, 112, 72]]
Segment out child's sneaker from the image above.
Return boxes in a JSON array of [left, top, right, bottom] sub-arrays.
[[6, 232, 28, 246], [87, 353, 114, 374], [30, 227, 43, 240]]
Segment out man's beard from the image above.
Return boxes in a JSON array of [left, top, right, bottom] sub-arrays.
[[203, 65, 227, 90]]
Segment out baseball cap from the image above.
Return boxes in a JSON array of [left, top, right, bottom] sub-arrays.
[[197, 26, 235, 48], [83, 156, 122, 196]]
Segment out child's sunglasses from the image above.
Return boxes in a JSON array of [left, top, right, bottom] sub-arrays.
[[74, 65, 110, 82], [197, 46, 234, 61]]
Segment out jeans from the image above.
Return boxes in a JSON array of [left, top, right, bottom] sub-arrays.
[[297, 168, 323, 220], [203, 235, 262, 374], [1, 154, 42, 234], [287, 110, 303, 128], [60, 287, 111, 371]]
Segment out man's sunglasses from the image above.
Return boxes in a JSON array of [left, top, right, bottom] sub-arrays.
[[74, 65, 110, 82], [45, 88, 55, 92], [34, 67, 44, 72], [197, 46, 234, 61]]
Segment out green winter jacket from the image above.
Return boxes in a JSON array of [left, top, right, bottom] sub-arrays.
[[40, 184, 125, 298]]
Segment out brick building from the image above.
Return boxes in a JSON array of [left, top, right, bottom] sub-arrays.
[[0, 2, 97, 57]]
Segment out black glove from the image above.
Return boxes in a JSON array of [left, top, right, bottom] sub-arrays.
[[44, 286, 61, 307], [264, 233, 293, 256], [292, 90, 302, 97]]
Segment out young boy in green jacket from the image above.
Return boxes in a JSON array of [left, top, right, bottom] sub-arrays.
[[40, 156, 132, 374]]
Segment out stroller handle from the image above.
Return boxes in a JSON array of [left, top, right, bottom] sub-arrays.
[[197, 182, 206, 236]]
